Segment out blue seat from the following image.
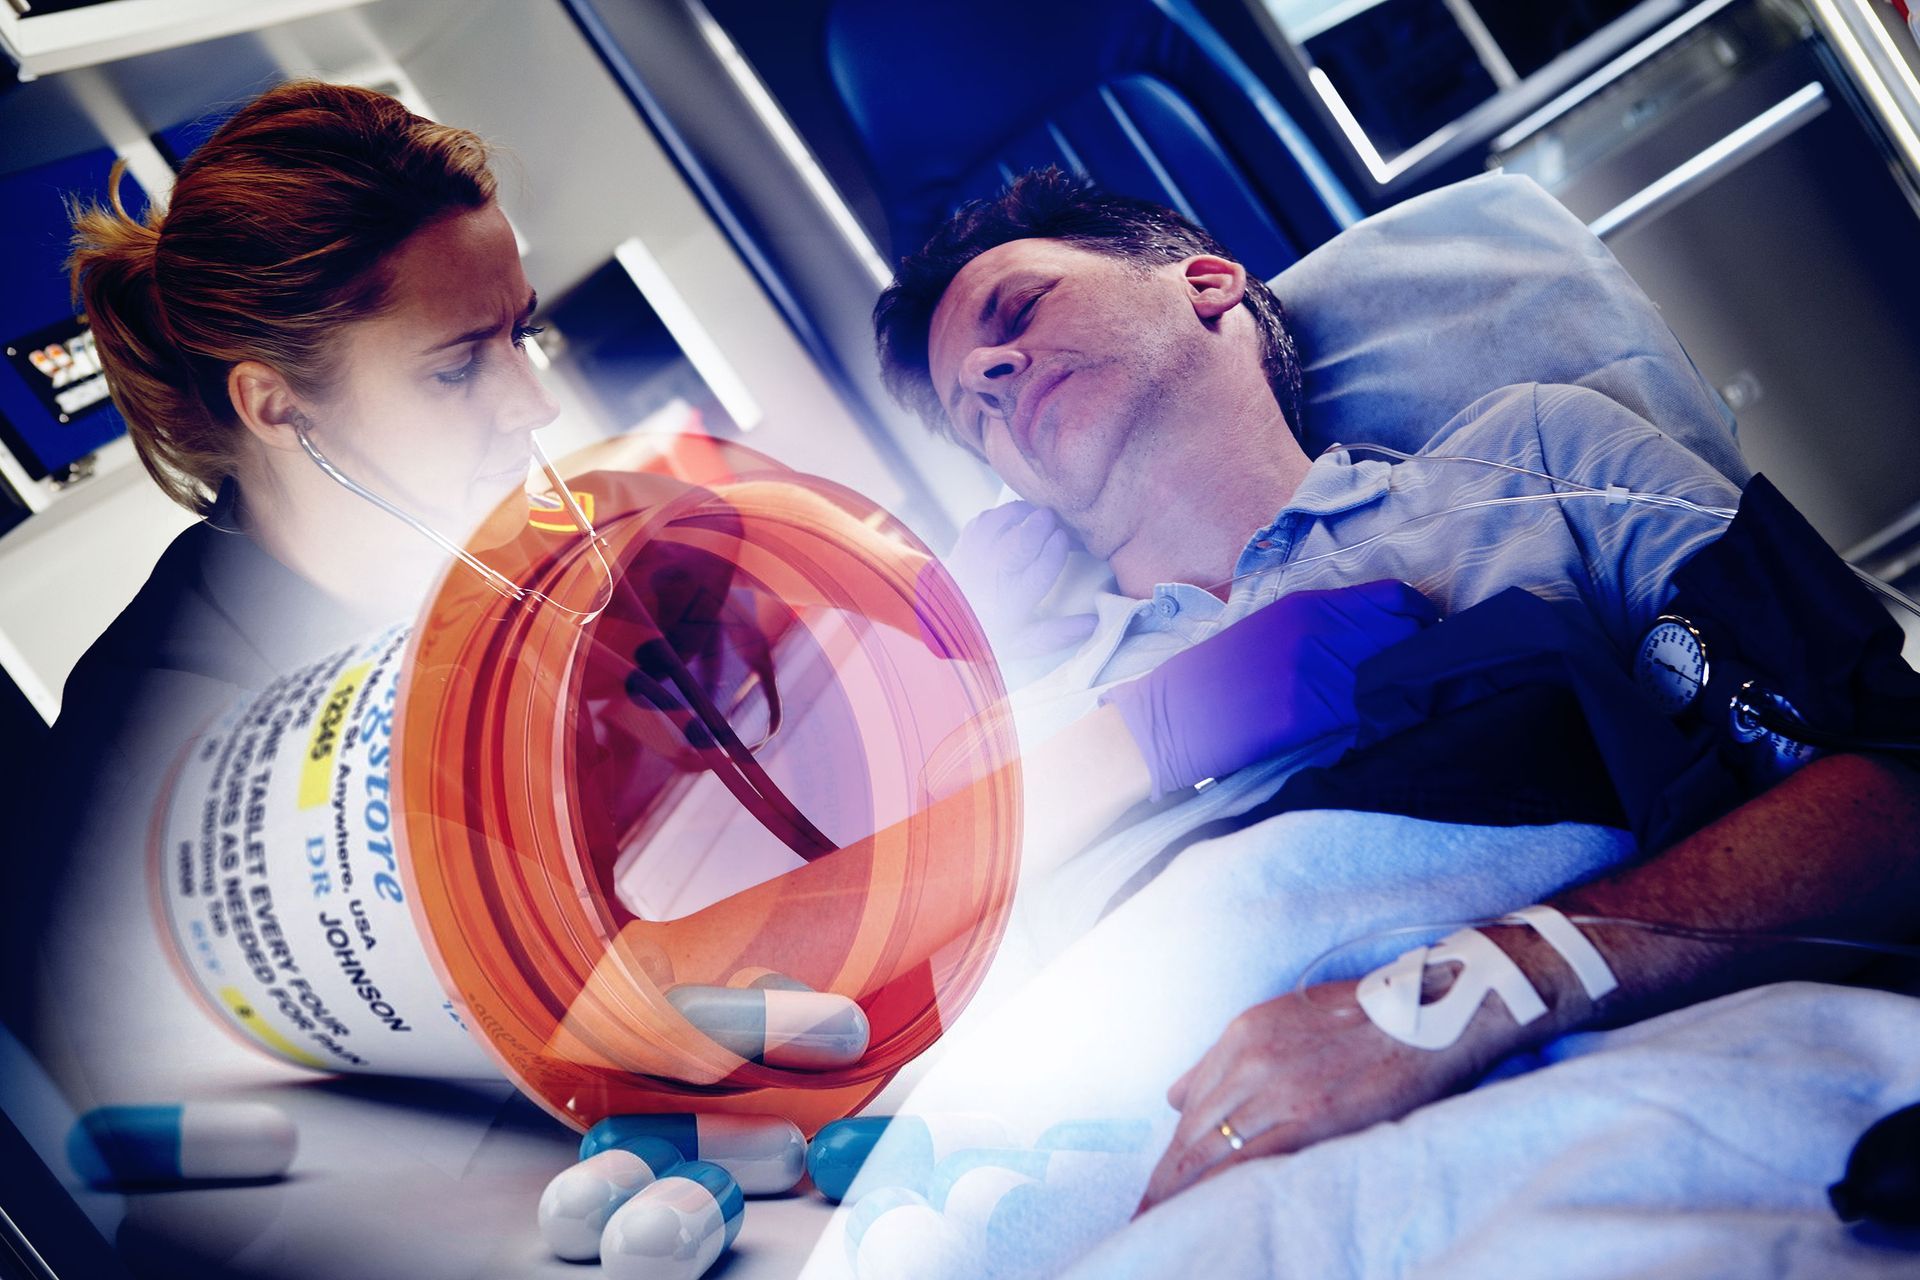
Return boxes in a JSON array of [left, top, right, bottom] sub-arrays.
[[826, 0, 1361, 278]]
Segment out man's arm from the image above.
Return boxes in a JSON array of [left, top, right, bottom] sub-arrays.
[[1140, 752, 1920, 1211]]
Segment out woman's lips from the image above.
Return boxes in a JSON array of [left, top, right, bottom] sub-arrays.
[[477, 460, 532, 487]]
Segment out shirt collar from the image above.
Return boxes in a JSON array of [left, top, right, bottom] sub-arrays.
[[1270, 448, 1393, 525], [1231, 449, 1393, 581]]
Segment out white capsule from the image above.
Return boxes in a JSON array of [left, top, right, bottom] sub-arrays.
[[853, 1201, 971, 1280], [842, 1185, 928, 1268], [538, 1138, 682, 1261], [68, 1103, 296, 1186], [600, 1160, 743, 1280], [580, 1113, 807, 1195], [666, 984, 870, 1069], [940, 1164, 1037, 1245]]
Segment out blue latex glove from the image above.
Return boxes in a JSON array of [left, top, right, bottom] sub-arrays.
[[1104, 580, 1439, 799], [945, 501, 1098, 661]]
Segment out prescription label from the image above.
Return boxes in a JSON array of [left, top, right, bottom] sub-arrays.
[[152, 627, 493, 1078]]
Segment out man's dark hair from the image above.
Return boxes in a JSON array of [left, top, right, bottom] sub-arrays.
[[873, 167, 1304, 445]]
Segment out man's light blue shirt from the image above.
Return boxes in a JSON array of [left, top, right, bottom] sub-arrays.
[[1014, 382, 1742, 939]]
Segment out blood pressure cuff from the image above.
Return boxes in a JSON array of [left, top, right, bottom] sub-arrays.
[[1248, 475, 1920, 853], [1266, 587, 1717, 850]]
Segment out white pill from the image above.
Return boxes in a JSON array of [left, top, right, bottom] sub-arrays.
[[538, 1138, 682, 1261], [600, 1160, 743, 1280], [666, 984, 870, 1069], [842, 1185, 928, 1268], [940, 1164, 1037, 1244], [68, 1103, 296, 1186], [580, 1112, 807, 1195], [854, 1201, 971, 1280]]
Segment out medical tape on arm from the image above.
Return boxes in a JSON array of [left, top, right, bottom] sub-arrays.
[[1507, 905, 1619, 1001], [1355, 928, 1547, 1051]]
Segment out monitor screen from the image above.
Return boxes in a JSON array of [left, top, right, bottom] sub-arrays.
[[0, 146, 145, 481]]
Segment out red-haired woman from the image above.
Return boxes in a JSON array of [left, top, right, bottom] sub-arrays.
[[19, 80, 557, 1095]]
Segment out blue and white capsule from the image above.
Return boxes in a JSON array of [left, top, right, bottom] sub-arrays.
[[806, 1112, 1016, 1203], [971, 1149, 1154, 1274], [841, 1185, 929, 1268], [580, 1112, 806, 1195], [927, 1147, 1145, 1211], [600, 1159, 743, 1280], [538, 1136, 682, 1261], [665, 983, 869, 1070], [1034, 1118, 1154, 1153], [68, 1103, 296, 1187], [845, 1191, 970, 1280], [726, 966, 813, 992]]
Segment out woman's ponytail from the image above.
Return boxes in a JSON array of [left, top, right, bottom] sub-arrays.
[[69, 163, 230, 514]]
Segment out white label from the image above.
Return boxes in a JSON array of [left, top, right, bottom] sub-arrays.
[[153, 627, 493, 1078]]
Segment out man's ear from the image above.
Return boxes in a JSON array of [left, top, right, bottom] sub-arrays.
[[1182, 254, 1248, 321], [228, 360, 309, 452]]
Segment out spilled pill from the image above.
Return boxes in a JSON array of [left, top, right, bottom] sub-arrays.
[[68, 1103, 296, 1187], [842, 1185, 929, 1268], [538, 1137, 682, 1261], [581, 1112, 807, 1195], [851, 1198, 970, 1280], [600, 1159, 743, 1280], [1035, 1117, 1154, 1152], [806, 1112, 1015, 1203]]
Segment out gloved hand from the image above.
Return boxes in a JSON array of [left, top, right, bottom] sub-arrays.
[[944, 500, 1098, 661], [1104, 580, 1439, 799]]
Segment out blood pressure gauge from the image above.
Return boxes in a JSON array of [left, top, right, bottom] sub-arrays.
[[1635, 615, 1709, 716], [1635, 612, 1818, 778]]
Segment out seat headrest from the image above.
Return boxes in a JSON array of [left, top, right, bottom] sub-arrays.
[[827, 0, 1353, 271], [1280, 172, 1748, 486]]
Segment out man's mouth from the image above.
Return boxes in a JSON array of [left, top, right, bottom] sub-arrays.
[[1012, 369, 1071, 465]]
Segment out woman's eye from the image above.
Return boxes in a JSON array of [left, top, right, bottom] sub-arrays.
[[512, 322, 546, 349], [435, 355, 482, 386]]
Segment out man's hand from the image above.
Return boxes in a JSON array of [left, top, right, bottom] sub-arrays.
[[945, 500, 1097, 661], [1138, 975, 1535, 1214]]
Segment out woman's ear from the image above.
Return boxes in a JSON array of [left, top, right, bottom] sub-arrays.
[[1182, 254, 1248, 321], [228, 360, 308, 451]]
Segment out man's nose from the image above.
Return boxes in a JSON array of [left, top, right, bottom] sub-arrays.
[[960, 344, 1029, 418]]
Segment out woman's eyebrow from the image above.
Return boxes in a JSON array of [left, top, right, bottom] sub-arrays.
[[417, 290, 540, 356]]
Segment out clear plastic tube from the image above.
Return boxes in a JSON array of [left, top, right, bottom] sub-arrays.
[[1291, 913, 1920, 1017], [1205, 441, 1739, 597]]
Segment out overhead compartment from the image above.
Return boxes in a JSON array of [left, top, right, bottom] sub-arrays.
[[0, 0, 376, 79]]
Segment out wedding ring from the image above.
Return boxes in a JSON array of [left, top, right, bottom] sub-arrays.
[[1218, 1118, 1246, 1152]]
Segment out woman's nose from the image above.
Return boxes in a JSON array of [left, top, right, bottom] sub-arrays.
[[961, 344, 1029, 417], [498, 346, 562, 434]]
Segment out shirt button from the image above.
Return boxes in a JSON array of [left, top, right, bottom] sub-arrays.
[[1157, 598, 1178, 618]]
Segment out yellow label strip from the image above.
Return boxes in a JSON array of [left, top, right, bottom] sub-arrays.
[[220, 985, 328, 1069]]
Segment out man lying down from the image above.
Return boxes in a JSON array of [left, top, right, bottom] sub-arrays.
[[801, 170, 1920, 1278]]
